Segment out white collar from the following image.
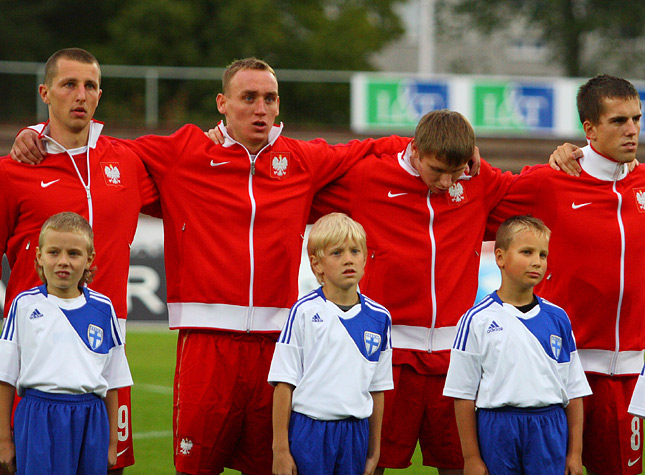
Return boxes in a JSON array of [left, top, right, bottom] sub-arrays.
[[397, 142, 420, 176], [35, 119, 104, 154], [48, 292, 86, 309], [216, 120, 284, 152], [501, 301, 541, 320], [579, 144, 629, 182]]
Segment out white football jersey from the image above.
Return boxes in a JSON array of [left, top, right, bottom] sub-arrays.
[[443, 292, 591, 408], [0, 285, 133, 398], [268, 288, 393, 420]]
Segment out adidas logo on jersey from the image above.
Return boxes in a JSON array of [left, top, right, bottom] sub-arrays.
[[486, 321, 503, 333], [311, 313, 323, 323], [29, 309, 44, 320]]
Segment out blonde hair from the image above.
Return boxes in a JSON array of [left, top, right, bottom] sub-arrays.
[[222, 57, 277, 95], [308, 213, 367, 282], [36, 212, 96, 287], [495, 215, 551, 251]]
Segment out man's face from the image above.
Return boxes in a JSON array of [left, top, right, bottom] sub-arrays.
[[39, 58, 102, 137], [410, 142, 468, 194], [584, 96, 641, 163], [216, 68, 280, 154]]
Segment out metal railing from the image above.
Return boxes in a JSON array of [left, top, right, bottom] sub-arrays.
[[0, 61, 356, 127]]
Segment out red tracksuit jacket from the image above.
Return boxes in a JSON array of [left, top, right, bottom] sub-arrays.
[[1, 121, 159, 321], [124, 122, 407, 333]]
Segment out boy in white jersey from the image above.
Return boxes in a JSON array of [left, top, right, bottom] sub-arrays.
[[0, 212, 132, 474], [444, 215, 591, 475], [268, 212, 393, 475]]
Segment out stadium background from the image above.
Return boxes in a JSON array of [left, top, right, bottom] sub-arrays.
[[0, 1, 644, 466]]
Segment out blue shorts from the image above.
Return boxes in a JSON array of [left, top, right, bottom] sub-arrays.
[[14, 389, 108, 475], [477, 405, 567, 475], [289, 411, 369, 475]]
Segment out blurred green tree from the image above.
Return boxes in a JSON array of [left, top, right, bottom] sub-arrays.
[[440, 0, 645, 77], [0, 0, 404, 127]]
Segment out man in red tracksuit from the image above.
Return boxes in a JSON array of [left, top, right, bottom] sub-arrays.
[[489, 74, 645, 475], [0, 48, 159, 474], [122, 58, 407, 475], [312, 110, 516, 474]]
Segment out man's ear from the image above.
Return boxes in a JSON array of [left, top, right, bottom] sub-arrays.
[[410, 139, 419, 160], [216, 93, 226, 115], [583, 120, 596, 140], [39, 84, 50, 105]]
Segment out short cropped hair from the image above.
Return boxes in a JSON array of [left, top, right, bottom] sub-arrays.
[[44, 48, 101, 86], [308, 213, 367, 283], [36, 212, 96, 287], [495, 215, 551, 252], [414, 110, 475, 168], [577, 74, 640, 125], [222, 57, 277, 95]]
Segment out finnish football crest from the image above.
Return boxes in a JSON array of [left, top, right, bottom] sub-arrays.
[[550, 334, 562, 360], [270, 152, 290, 179], [87, 324, 104, 351], [364, 331, 381, 357], [179, 438, 193, 455], [633, 188, 645, 213], [101, 162, 123, 187], [448, 182, 468, 205]]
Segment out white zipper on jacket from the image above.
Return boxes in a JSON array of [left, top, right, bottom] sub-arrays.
[[216, 120, 284, 332], [43, 135, 93, 227], [610, 180, 626, 376], [426, 191, 437, 352], [244, 145, 272, 332]]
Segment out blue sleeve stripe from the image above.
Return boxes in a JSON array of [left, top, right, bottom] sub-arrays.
[[385, 317, 392, 350], [88, 290, 113, 307], [279, 291, 318, 344], [1, 303, 17, 341], [111, 308, 124, 346], [111, 319, 123, 346], [454, 296, 494, 351], [363, 297, 392, 320], [1, 289, 39, 341]]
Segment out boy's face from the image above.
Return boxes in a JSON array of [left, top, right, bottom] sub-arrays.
[[495, 229, 549, 292], [36, 229, 95, 299], [410, 143, 468, 194], [584, 96, 641, 163], [311, 238, 366, 294]]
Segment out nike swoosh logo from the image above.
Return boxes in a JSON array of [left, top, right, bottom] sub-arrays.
[[571, 202, 592, 209], [388, 191, 408, 198], [628, 456, 641, 467], [210, 160, 230, 167], [117, 447, 129, 458], [40, 179, 60, 188]]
